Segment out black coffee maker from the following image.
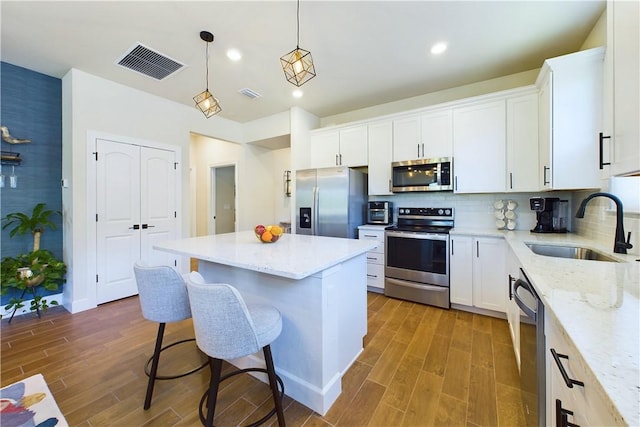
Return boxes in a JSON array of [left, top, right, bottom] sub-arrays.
[[530, 197, 568, 233]]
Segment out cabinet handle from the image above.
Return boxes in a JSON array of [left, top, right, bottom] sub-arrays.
[[335, 154, 339, 166], [417, 144, 421, 158], [367, 274, 378, 278], [339, 153, 343, 165], [421, 143, 425, 157], [508, 274, 515, 300], [599, 132, 611, 170], [543, 166, 550, 186], [476, 241, 479, 258], [364, 234, 377, 238], [509, 172, 513, 189], [550, 348, 585, 388], [455, 176, 458, 191], [451, 240, 454, 255], [556, 399, 580, 427], [129, 224, 140, 230], [388, 179, 392, 192]]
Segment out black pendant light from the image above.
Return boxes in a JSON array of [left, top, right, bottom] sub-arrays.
[[280, 0, 316, 87], [194, 31, 222, 118]]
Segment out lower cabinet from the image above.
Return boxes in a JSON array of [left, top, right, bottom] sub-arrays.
[[450, 235, 506, 313], [546, 314, 619, 426], [358, 226, 386, 292]]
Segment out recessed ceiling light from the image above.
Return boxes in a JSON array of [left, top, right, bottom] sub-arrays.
[[226, 48, 242, 61], [292, 89, 303, 98], [430, 42, 447, 55]]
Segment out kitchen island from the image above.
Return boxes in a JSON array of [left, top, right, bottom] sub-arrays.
[[154, 230, 377, 415]]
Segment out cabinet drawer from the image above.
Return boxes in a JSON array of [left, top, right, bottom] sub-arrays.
[[366, 264, 385, 289], [359, 230, 385, 241], [365, 251, 384, 264]]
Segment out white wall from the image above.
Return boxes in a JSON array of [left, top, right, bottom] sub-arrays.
[[62, 68, 242, 313]]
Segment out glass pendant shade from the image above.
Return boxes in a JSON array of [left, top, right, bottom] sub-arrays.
[[193, 89, 222, 118], [280, 47, 316, 87]]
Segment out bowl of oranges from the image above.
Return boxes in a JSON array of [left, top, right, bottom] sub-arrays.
[[254, 224, 284, 243]]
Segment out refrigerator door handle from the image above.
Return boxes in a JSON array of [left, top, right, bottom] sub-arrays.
[[313, 186, 319, 235]]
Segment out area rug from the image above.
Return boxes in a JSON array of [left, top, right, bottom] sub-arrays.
[[0, 374, 69, 427]]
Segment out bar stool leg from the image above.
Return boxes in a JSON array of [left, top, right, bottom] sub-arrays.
[[263, 345, 286, 427], [144, 322, 165, 410], [205, 358, 223, 427]]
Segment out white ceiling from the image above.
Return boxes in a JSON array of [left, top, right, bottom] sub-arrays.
[[1, 1, 605, 124]]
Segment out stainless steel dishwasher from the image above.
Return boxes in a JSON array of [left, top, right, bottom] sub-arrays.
[[513, 269, 545, 427]]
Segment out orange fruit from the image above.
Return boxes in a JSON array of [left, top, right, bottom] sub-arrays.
[[261, 231, 273, 242]]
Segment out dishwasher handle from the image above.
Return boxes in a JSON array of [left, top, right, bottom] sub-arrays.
[[513, 278, 537, 321]]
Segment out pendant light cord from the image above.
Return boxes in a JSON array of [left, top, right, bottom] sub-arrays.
[[296, 0, 300, 49], [205, 42, 210, 91]]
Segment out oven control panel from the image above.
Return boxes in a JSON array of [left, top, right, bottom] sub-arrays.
[[397, 207, 453, 218]]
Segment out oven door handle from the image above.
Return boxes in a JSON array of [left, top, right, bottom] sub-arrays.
[[513, 278, 537, 321], [386, 277, 449, 291], [385, 231, 449, 241]]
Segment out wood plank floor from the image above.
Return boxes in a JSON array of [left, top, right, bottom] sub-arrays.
[[1, 292, 525, 426]]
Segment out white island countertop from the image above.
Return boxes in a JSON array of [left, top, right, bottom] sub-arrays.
[[453, 228, 640, 426], [154, 230, 378, 280]]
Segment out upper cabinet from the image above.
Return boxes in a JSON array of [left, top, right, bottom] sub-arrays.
[[536, 47, 604, 190], [506, 91, 539, 192], [310, 125, 368, 169], [392, 109, 453, 162], [603, 0, 640, 176], [367, 120, 393, 195], [453, 99, 506, 193]]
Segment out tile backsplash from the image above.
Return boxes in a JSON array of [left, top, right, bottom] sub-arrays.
[[371, 190, 640, 256]]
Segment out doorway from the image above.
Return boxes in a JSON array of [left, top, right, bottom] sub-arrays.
[[209, 164, 236, 235]]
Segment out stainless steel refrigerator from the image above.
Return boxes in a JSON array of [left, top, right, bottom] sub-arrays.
[[295, 167, 367, 238]]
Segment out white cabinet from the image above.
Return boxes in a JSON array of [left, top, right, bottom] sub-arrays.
[[506, 91, 539, 192], [506, 247, 522, 370], [450, 235, 473, 306], [358, 226, 386, 292], [546, 314, 619, 427], [310, 125, 368, 168], [450, 235, 506, 312], [392, 114, 422, 161], [421, 108, 453, 159], [536, 47, 604, 190], [453, 100, 506, 193], [605, 0, 640, 176], [367, 120, 393, 195]]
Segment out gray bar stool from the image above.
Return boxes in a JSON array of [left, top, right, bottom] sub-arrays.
[[133, 263, 208, 410], [186, 272, 286, 427]]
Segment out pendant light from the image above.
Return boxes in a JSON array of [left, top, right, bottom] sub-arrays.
[[194, 31, 222, 118], [280, 0, 316, 86]]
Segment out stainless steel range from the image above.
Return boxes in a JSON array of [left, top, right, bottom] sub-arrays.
[[384, 207, 454, 309]]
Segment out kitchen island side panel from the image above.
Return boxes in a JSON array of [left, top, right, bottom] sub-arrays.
[[197, 253, 367, 415]]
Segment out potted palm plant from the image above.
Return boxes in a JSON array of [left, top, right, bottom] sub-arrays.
[[1, 203, 66, 322]]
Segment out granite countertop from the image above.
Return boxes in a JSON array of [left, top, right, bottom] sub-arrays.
[[452, 228, 640, 426], [154, 231, 377, 280]]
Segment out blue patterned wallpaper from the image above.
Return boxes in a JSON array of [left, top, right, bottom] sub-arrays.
[[1, 62, 63, 305]]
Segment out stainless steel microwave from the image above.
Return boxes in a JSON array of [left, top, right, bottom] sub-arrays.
[[391, 157, 453, 192]]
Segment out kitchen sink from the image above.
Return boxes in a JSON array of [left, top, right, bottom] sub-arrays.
[[525, 243, 620, 262]]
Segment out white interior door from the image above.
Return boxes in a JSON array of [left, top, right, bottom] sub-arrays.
[[96, 140, 141, 304], [96, 139, 177, 304], [140, 146, 176, 265]]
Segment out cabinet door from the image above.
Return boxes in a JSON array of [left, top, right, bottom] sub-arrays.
[[450, 235, 473, 306], [310, 131, 340, 169], [453, 100, 507, 193], [367, 121, 393, 195], [538, 72, 553, 189], [421, 108, 453, 159], [392, 115, 421, 161], [472, 237, 506, 312], [611, 0, 640, 175], [339, 125, 368, 167], [506, 248, 522, 371], [507, 92, 539, 192]]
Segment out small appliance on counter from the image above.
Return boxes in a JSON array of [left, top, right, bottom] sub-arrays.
[[367, 201, 393, 225], [530, 197, 568, 233]]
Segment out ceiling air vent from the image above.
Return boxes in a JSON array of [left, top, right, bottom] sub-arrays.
[[238, 88, 262, 99], [116, 43, 185, 81]]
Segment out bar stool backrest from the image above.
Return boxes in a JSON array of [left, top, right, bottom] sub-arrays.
[[186, 272, 261, 360], [133, 263, 191, 323]]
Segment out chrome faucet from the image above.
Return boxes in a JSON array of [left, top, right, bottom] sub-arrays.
[[575, 192, 633, 254]]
